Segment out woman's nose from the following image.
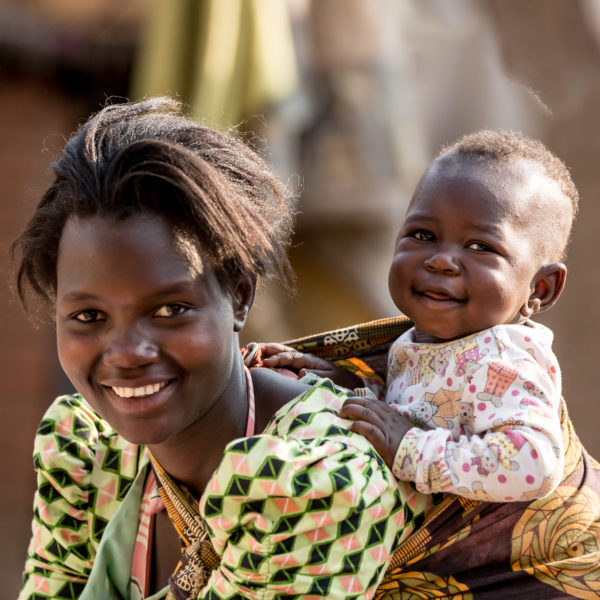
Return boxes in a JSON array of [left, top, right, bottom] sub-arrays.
[[423, 251, 460, 276], [102, 327, 159, 368]]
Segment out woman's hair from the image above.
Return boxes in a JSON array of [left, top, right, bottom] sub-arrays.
[[12, 97, 296, 309]]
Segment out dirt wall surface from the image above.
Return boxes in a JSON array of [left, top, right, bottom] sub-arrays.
[[2, 1, 600, 597], [0, 82, 80, 599]]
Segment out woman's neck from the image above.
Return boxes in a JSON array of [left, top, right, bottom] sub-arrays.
[[147, 362, 312, 497], [147, 358, 249, 497]]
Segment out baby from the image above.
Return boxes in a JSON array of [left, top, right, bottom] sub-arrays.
[[258, 130, 578, 502]]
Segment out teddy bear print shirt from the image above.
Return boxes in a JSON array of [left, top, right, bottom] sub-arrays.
[[387, 321, 564, 502]]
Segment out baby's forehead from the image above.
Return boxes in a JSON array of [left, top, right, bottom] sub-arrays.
[[420, 151, 571, 259], [433, 150, 539, 183], [428, 152, 562, 212]]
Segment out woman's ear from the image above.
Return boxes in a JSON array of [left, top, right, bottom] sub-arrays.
[[232, 274, 256, 332], [521, 263, 567, 317]]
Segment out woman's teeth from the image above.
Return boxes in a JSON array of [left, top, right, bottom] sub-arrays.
[[112, 381, 168, 398]]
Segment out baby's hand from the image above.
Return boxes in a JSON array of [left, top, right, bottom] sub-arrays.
[[338, 397, 413, 469], [252, 343, 363, 389]]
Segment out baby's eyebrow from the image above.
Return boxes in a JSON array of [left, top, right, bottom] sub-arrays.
[[403, 212, 437, 224], [469, 222, 503, 235]]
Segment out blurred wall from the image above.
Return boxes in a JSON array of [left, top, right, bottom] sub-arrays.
[[2, 1, 600, 597], [0, 81, 73, 599], [245, 0, 600, 469], [0, 2, 146, 596]]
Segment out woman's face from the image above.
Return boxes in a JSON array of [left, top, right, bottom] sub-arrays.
[[55, 213, 252, 446]]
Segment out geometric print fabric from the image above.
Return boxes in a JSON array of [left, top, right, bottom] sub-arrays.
[[20, 395, 145, 599], [199, 378, 414, 597], [19, 379, 426, 599]]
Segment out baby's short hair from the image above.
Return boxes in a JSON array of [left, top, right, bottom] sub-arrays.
[[440, 130, 579, 261]]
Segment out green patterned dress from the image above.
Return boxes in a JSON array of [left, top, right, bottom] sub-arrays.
[[19, 378, 432, 599]]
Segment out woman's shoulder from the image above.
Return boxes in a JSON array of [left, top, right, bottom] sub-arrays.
[[20, 395, 148, 598], [200, 377, 403, 597], [33, 393, 146, 511], [264, 374, 369, 442], [250, 367, 312, 432], [35, 393, 115, 451]]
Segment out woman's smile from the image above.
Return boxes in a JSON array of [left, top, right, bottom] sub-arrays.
[[100, 378, 177, 415], [110, 380, 171, 399]]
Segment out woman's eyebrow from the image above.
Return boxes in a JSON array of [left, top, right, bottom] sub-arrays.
[[59, 281, 198, 304], [145, 281, 200, 298]]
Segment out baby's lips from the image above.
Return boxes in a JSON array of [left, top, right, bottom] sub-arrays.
[[423, 290, 455, 301]]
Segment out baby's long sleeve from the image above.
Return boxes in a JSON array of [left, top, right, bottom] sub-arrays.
[[389, 324, 564, 502]]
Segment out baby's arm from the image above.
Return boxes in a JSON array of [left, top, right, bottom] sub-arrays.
[[338, 396, 413, 468], [341, 328, 565, 503], [250, 343, 364, 389]]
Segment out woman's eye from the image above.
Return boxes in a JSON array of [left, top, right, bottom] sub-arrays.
[[73, 310, 104, 323], [154, 304, 189, 318], [411, 230, 435, 242]]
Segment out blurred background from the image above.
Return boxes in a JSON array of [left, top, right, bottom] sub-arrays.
[[2, 0, 600, 595]]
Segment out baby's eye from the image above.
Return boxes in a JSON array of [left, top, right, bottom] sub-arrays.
[[411, 230, 435, 242], [154, 303, 189, 318], [73, 310, 105, 323], [467, 241, 494, 252]]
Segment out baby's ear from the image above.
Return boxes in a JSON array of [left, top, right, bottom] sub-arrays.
[[522, 263, 567, 317]]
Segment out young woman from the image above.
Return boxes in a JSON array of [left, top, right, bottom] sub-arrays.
[[13, 98, 415, 599]]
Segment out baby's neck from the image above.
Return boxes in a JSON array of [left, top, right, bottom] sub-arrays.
[[413, 320, 532, 344]]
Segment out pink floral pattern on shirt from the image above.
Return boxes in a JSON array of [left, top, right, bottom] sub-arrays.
[[388, 322, 564, 502]]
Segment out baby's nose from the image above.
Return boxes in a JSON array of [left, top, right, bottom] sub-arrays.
[[423, 251, 460, 276]]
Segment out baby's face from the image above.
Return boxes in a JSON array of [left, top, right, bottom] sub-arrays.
[[388, 153, 547, 343]]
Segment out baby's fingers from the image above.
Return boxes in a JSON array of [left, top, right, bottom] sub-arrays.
[[251, 343, 293, 365], [248, 343, 306, 367], [339, 397, 386, 421], [339, 397, 384, 428], [258, 346, 325, 371], [348, 420, 389, 453]]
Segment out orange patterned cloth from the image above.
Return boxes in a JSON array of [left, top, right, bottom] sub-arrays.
[[286, 316, 600, 599]]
